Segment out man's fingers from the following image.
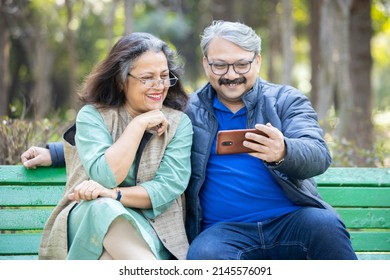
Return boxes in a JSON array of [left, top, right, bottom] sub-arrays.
[[23, 160, 37, 169]]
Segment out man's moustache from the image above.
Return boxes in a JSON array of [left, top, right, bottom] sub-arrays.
[[218, 77, 246, 86]]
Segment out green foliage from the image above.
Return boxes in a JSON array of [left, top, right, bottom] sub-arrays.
[[293, 0, 310, 32], [371, 0, 390, 111], [372, 0, 390, 34], [0, 116, 71, 165], [3, 0, 389, 168], [133, 10, 191, 41], [7, 0, 389, 116], [326, 135, 387, 167], [373, 69, 390, 110], [324, 110, 390, 167]]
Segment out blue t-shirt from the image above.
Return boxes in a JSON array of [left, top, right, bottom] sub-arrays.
[[200, 97, 301, 230]]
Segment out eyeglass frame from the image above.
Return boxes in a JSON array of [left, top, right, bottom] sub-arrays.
[[127, 72, 178, 88], [206, 53, 257, 76]]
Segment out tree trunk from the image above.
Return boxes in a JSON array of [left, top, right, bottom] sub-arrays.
[[281, 0, 294, 85], [349, 0, 373, 152], [65, 0, 79, 112], [334, 0, 354, 142], [211, 0, 233, 20], [106, 0, 119, 48], [124, 0, 134, 35], [309, 0, 321, 110], [267, 0, 279, 83], [31, 37, 54, 119], [0, 8, 10, 117], [317, 0, 337, 123]]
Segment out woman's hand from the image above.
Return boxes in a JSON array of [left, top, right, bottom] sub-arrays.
[[105, 109, 169, 185], [133, 109, 169, 136], [68, 180, 115, 202]]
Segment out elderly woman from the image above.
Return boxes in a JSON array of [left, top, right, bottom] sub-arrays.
[[39, 32, 192, 260]]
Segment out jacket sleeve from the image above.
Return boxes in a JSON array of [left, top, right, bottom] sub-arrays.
[[271, 86, 332, 179], [46, 142, 65, 167]]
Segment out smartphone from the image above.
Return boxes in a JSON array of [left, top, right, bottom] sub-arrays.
[[216, 128, 268, 155]]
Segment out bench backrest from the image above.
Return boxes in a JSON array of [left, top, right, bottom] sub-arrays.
[[315, 167, 390, 260], [0, 165, 389, 260], [0, 166, 66, 260]]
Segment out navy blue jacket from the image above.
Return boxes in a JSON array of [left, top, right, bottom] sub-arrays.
[[47, 142, 65, 167], [184, 78, 334, 243]]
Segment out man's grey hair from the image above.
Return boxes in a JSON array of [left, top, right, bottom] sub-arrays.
[[200, 20, 262, 57]]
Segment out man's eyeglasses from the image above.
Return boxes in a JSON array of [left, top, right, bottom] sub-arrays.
[[206, 53, 257, 75], [128, 73, 178, 88]]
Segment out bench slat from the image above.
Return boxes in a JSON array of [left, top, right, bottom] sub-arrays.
[[1, 231, 389, 257], [350, 231, 390, 251], [336, 208, 390, 229], [315, 167, 390, 186], [0, 165, 66, 185], [0, 233, 41, 255], [0, 255, 38, 260], [0, 208, 54, 230], [0, 166, 66, 185], [335, 208, 390, 229], [0, 185, 64, 206], [356, 253, 390, 260], [318, 187, 390, 207]]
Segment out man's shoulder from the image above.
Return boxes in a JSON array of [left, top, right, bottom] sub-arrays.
[[258, 79, 305, 101], [259, 79, 289, 95]]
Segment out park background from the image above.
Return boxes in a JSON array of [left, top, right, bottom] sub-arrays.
[[0, 0, 389, 167]]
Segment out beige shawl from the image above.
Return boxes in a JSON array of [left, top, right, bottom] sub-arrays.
[[39, 105, 189, 260]]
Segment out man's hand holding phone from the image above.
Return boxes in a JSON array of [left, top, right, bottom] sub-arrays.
[[243, 123, 286, 164], [216, 123, 286, 165]]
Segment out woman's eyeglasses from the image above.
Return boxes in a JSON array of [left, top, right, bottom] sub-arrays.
[[128, 73, 178, 88]]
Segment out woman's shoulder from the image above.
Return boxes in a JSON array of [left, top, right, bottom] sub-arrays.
[[78, 104, 98, 115], [78, 104, 122, 118], [76, 104, 106, 124], [161, 106, 184, 120]]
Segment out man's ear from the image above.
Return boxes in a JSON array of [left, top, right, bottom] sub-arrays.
[[256, 54, 262, 74], [202, 56, 208, 72]]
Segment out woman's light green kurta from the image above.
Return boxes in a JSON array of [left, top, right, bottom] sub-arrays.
[[67, 105, 192, 260]]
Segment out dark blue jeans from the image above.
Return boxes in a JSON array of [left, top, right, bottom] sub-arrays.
[[187, 207, 358, 260]]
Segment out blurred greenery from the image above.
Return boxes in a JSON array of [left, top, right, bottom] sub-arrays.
[[0, 116, 71, 165], [324, 111, 389, 167], [1, 0, 389, 167], [4, 0, 390, 115], [1, 110, 388, 166]]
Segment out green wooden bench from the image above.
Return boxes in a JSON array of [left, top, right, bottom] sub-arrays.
[[315, 168, 390, 260], [0, 166, 66, 260], [0, 165, 389, 260]]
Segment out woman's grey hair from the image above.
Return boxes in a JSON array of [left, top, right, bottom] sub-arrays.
[[118, 34, 169, 82], [79, 32, 188, 111], [200, 20, 261, 57]]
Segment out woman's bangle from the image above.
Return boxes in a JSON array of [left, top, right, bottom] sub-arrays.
[[113, 187, 122, 201]]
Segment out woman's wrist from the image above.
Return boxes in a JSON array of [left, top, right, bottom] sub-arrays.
[[113, 187, 122, 201]]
